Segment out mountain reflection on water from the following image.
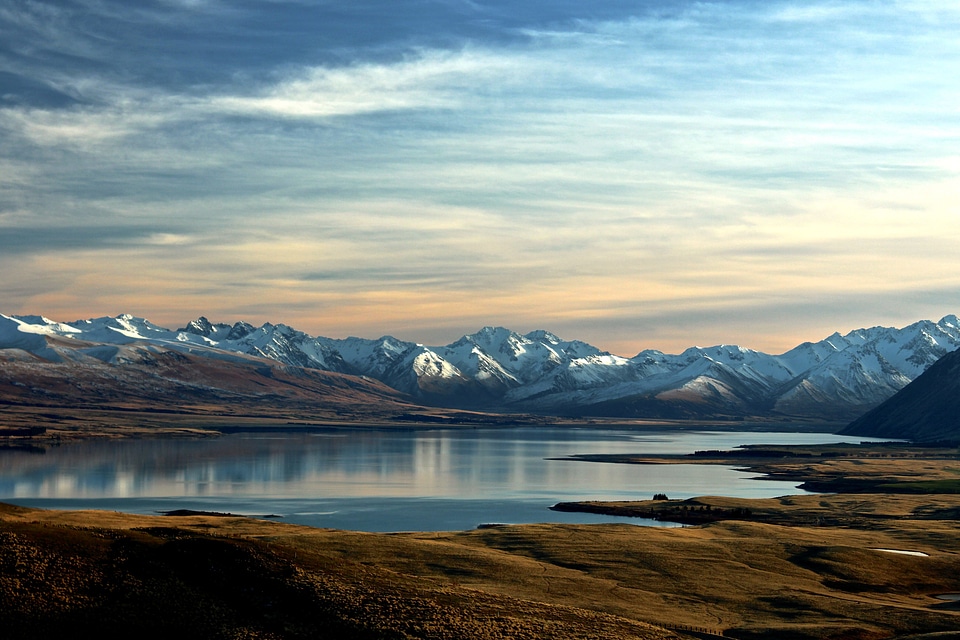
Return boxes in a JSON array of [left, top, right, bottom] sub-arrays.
[[0, 427, 878, 531]]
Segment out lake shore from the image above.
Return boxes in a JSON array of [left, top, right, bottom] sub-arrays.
[[0, 401, 842, 445], [553, 442, 960, 514]]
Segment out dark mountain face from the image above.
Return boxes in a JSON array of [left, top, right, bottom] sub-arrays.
[[842, 348, 960, 442]]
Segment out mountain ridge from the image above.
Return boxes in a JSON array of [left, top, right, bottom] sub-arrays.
[[2, 312, 959, 421]]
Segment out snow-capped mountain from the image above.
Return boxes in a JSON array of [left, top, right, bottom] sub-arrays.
[[2, 312, 958, 420]]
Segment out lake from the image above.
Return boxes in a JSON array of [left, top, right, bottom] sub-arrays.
[[0, 427, 882, 531]]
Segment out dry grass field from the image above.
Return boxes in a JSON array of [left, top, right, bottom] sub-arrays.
[[3, 443, 960, 639], [0, 504, 681, 640]]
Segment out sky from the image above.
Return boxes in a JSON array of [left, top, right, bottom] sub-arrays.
[[1, 0, 958, 356]]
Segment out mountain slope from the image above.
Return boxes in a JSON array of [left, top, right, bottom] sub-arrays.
[[841, 348, 960, 442], [0, 318, 428, 434]]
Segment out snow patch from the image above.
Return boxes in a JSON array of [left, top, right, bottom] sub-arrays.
[[872, 548, 929, 557]]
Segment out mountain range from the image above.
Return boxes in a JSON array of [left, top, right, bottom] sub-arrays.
[[2, 312, 958, 422]]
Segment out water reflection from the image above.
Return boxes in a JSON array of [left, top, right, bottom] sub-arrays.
[[0, 428, 877, 531]]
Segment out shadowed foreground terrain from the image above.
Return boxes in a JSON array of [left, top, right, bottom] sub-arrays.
[[4, 484, 960, 640], [0, 504, 680, 640]]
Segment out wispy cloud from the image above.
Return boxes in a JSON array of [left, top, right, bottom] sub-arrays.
[[209, 49, 520, 119]]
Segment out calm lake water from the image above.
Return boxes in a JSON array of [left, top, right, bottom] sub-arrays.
[[0, 427, 883, 531]]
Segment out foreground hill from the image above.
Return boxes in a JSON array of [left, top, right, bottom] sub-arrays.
[[3, 312, 960, 421], [842, 347, 960, 442], [0, 504, 675, 640]]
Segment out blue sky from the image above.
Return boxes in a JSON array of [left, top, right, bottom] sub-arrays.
[[2, 0, 958, 355]]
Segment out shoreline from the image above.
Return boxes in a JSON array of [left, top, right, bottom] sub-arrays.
[[551, 441, 960, 525], [0, 403, 845, 446]]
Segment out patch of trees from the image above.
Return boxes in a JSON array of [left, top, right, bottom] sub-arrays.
[[692, 448, 813, 458], [550, 501, 753, 525], [0, 427, 46, 437]]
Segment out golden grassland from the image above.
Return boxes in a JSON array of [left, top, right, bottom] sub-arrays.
[[3, 444, 960, 639]]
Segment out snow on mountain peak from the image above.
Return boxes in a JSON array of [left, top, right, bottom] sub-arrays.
[[3, 314, 81, 336], [179, 316, 217, 336], [226, 321, 255, 341], [524, 329, 562, 343], [938, 314, 959, 331]]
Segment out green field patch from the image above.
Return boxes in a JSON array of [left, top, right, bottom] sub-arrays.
[[877, 479, 960, 494]]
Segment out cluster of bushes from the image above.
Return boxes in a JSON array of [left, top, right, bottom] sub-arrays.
[[0, 427, 46, 437]]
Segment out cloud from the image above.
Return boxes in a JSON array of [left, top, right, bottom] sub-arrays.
[[2, 105, 162, 145], [0, 225, 161, 253], [209, 48, 521, 119], [1, 0, 959, 353], [141, 233, 197, 246]]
